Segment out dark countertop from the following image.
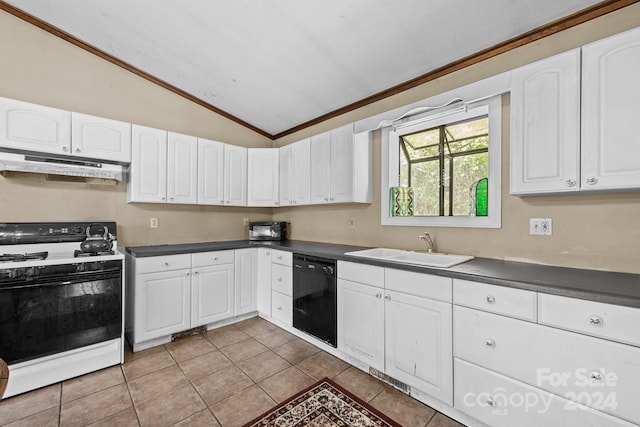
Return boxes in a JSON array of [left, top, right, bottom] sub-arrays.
[[126, 240, 640, 308]]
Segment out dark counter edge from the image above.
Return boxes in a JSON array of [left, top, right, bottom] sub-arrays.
[[126, 240, 640, 308]]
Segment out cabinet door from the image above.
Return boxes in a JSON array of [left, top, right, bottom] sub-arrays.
[[134, 269, 191, 343], [197, 138, 225, 205], [510, 49, 581, 195], [279, 144, 294, 206], [191, 263, 234, 327], [292, 138, 311, 205], [582, 27, 640, 191], [256, 248, 272, 316], [337, 278, 385, 371], [128, 125, 167, 203], [330, 124, 354, 203], [0, 97, 71, 154], [235, 248, 257, 315], [310, 131, 331, 204], [247, 148, 279, 206], [223, 144, 247, 206], [385, 290, 453, 405], [167, 132, 198, 204], [71, 112, 131, 163]]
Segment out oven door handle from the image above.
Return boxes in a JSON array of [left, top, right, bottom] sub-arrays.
[[0, 270, 121, 290]]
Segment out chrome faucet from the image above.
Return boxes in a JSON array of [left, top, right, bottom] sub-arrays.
[[418, 232, 435, 253]]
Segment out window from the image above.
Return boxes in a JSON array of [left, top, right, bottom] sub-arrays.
[[382, 96, 501, 228]]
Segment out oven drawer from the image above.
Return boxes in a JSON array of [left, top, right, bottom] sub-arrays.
[[453, 279, 537, 321], [191, 250, 234, 268], [271, 290, 292, 326], [538, 293, 640, 347], [271, 263, 292, 296], [271, 250, 292, 267], [454, 305, 640, 424], [454, 358, 636, 427], [135, 254, 191, 274]]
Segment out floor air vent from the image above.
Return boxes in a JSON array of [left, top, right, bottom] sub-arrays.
[[171, 326, 206, 341], [369, 368, 411, 394]]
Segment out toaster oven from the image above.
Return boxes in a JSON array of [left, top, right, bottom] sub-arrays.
[[249, 221, 288, 241]]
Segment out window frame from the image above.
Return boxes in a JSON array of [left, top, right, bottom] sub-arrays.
[[381, 95, 502, 228]]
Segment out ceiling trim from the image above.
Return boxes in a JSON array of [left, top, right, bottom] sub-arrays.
[[0, 1, 273, 139], [272, 0, 640, 139], [1, 0, 638, 140]]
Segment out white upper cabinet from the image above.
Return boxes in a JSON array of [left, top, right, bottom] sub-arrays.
[[0, 97, 71, 155], [167, 132, 198, 204], [197, 138, 225, 205], [581, 26, 640, 191], [247, 148, 279, 206], [128, 125, 167, 203], [279, 138, 311, 206], [510, 49, 581, 195], [223, 144, 247, 206], [310, 130, 332, 204], [329, 124, 354, 203], [71, 112, 131, 163]]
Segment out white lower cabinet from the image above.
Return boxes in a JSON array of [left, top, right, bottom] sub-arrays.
[[134, 268, 191, 343], [337, 261, 453, 405], [271, 289, 292, 326], [256, 248, 272, 316], [191, 263, 234, 327], [234, 248, 258, 315]]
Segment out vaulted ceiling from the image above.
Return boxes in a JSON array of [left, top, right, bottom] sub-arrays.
[[1, 0, 617, 138]]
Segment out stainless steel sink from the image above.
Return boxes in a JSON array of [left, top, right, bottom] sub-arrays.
[[345, 248, 473, 268]]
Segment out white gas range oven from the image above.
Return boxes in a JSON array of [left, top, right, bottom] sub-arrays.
[[0, 222, 124, 398]]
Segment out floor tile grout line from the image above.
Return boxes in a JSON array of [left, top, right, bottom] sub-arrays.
[[120, 364, 143, 427]]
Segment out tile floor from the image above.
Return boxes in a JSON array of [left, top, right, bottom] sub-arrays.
[[0, 317, 466, 427]]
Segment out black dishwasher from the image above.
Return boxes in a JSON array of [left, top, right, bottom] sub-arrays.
[[292, 254, 337, 347]]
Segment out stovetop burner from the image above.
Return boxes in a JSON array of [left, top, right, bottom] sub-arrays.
[[0, 251, 49, 262], [74, 250, 115, 258]]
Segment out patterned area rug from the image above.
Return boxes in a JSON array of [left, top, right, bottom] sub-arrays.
[[242, 377, 401, 426]]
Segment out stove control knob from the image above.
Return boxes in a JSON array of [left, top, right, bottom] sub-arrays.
[[24, 267, 36, 278], [77, 264, 86, 272]]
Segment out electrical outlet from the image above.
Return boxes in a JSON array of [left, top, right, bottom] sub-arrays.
[[348, 218, 356, 229], [150, 218, 158, 228], [529, 218, 552, 235], [243, 217, 249, 226]]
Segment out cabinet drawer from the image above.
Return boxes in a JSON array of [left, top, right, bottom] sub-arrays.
[[337, 261, 384, 288], [454, 358, 635, 427], [191, 250, 234, 267], [271, 290, 292, 326], [386, 268, 451, 302], [271, 263, 292, 296], [538, 294, 640, 347], [271, 250, 292, 266], [135, 254, 191, 274], [453, 279, 537, 321], [454, 306, 640, 424]]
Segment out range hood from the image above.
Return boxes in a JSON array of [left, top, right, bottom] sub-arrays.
[[0, 151, 124, 181]]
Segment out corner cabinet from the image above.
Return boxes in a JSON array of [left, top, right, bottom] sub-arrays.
[[511, 26, 640, 195], [310, 123, 372, 204], [247, 148, 279, 207]]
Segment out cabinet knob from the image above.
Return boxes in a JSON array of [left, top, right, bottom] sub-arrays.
[[589, 371, 603, 382], [170, 197, 174, 201], [324, 197, 329, 202], [375, 292, 382, 299], [486, 295, 495, 304], [330, 196, 335, 201], [163, 262, 169, 266], [75, 148, 81, 153], [161, 197, 166, 201], [384, 294, 391, 301], [213, 256, 218, 261], [186, 272, 190, 276], [486, 397, 496, 407], [586, 177, 598, 185], [589, 316, 603, 326], [274, 201, 279, 205], [294, 200, 298, 204], [565, 179, 576, 187], [277, 306, 283, 311], [485, 338, 496, 348], [194, 271, 199, 275], [289, 200, 293, 205], [62, 146, 69, 152], [277, 277, 282, 282], [277, 256, 282, 260]]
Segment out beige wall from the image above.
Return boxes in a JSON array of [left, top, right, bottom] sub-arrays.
[[2, 6, 640, 272], [0, 10, 273, 246], [273, 4, 640, 274]]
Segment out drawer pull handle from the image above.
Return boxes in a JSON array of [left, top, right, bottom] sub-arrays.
[[589, 371, 603, 382], [486, 295, 495, 304], [589, 316, 603, 326], [486, 397, 496, 407], [485, 339, 495, 348]]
